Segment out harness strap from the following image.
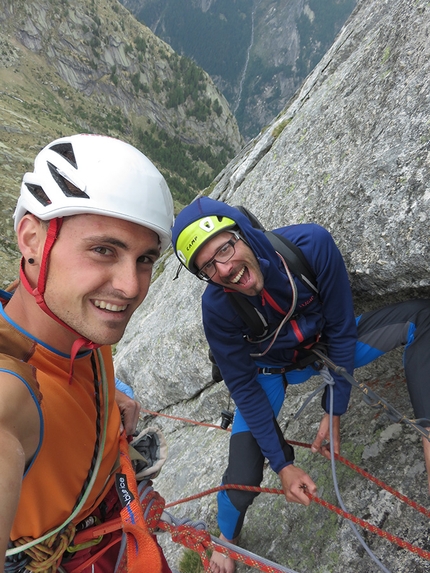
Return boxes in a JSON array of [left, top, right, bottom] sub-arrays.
[[115, 433, 162, 573], [258, 366, 291, 375], [258, 339, 325, 375]]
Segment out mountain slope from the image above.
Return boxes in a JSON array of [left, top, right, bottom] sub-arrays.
[[120, 0, 357, 139], [0, 0, 242, 282]]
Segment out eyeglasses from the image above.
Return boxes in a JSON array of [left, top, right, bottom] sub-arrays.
[[197, 233, 240, 281]]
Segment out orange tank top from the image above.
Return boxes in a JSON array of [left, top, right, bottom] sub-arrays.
[[0, 310, 121, 542]]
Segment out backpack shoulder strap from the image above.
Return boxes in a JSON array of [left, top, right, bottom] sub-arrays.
[[264, 231, 319, 295], [228, 292, 269, 337]]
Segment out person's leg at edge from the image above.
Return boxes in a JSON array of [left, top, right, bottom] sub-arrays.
[[400, 301, 430, 494], [423, 432, 430, 495], [355, 299, 430, 493], [211, 371, 287, 573]]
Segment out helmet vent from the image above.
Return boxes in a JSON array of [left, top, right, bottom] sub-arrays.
[[50, 142, 78, 168], [25, 183, 52, 206], [47, 162, 89, 199]]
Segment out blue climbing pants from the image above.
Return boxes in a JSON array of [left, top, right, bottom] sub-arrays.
[[217, 299, 430, 540]]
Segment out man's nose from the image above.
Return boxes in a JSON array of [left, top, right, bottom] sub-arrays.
[[214, 259, 233, 277], [112, 263, 141, 298]]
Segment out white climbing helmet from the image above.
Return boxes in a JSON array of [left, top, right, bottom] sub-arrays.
[[14, 134, 174, 252]]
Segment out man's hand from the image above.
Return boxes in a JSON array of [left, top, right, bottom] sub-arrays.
[[115, 389, 141, 436], [311, 413, 340, 459], [278, 464, 317, 506]]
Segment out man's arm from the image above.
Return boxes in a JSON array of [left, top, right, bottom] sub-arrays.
[[281, 224, 355, 454], [311, 413, 341, 458], [115, 388, 141, 436], [0, 373, 40, 570], [0, 429, 26, 567]]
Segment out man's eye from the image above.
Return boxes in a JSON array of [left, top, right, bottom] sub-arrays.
[[94, 246, 111, 255], [138, 255, 155, 264], [203, 261, 215, 273], [219, 244, 230, 255]]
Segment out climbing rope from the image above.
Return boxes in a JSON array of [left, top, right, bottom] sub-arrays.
[[133, 355, 430, 571], [140, 408, 225, 431], [69, 478, 430, 573], [311, 348, 430, 441], [12, 524, 76, 573], [10, 355, 426, 572], [139, 411, 430, 519], [288, 440, 430, 518], [305, 490, 430, 560], [167, 484, 430, 561], [321, 368, 392, 573], [72, 487, 301, 573], [138, 386, 430, 572]]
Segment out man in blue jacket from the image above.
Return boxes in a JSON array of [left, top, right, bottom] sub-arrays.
[[172, 197, 430, 573]]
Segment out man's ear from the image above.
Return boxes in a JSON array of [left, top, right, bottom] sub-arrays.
[[16, 214, 47, 264]]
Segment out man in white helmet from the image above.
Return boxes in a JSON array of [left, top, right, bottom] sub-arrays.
[[0, 134, 174, 573]]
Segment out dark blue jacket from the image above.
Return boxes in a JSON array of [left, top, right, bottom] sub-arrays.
[[172, 197, 357, 473]]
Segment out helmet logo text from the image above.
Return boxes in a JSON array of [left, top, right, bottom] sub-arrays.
[[186, 235, 199, 252]]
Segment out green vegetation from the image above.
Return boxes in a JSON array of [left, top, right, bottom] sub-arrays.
[[177, 527, 219, 573], [0, 0, 241, 281], [178, 548, 206, 573], [382, 46, 391, 63], [272, 118, 292, 139], [135, 125, 234, 205], [124, 0, 357, 138], [164, 56, 226, 122]]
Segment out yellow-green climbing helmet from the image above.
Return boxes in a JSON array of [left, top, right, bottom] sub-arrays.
[[175, 215, 236, 273]]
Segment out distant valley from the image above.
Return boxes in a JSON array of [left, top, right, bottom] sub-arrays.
[[119, 0, 358, 139]]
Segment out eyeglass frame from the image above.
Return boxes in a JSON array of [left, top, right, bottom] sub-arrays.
[[196, 231, 241, 281]]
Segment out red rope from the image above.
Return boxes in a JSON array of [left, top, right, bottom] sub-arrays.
[[287, 439, 430, 519], [141, 408, 430, 519], [72, 482, 430, 566], [305, 491, 430, 561], [167, 484, 430, 562], [143, 408, 430, 563], [158, 519, 290, 573], [68, 408, 430, 571], [141, 408, 226, 431], [164, 484, 283, 508]]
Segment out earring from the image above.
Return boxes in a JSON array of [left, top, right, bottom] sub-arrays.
[[28, 258, 35, 265]]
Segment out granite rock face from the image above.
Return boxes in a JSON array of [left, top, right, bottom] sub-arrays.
[[115, 0, 430, 571]]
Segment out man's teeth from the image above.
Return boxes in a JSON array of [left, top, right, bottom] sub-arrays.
[[231, 267, 245, 284], [94, 300, 127, 312]]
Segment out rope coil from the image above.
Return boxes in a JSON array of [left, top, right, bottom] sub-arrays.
[[13, 524, 76, 573]]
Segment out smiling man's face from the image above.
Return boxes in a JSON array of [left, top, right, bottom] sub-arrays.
[[43, 213, 160, 347], [195, 231, 264, 296]]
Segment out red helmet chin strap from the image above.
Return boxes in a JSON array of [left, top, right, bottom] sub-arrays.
[[19, 217, 100, 382]]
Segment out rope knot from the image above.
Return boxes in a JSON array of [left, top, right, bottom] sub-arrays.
[[171, 524, 212, 553], [141, 488, 166, 533]]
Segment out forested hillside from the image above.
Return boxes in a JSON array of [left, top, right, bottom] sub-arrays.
[[0, 0, 242, 283], [120, 0, 357, 139]]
